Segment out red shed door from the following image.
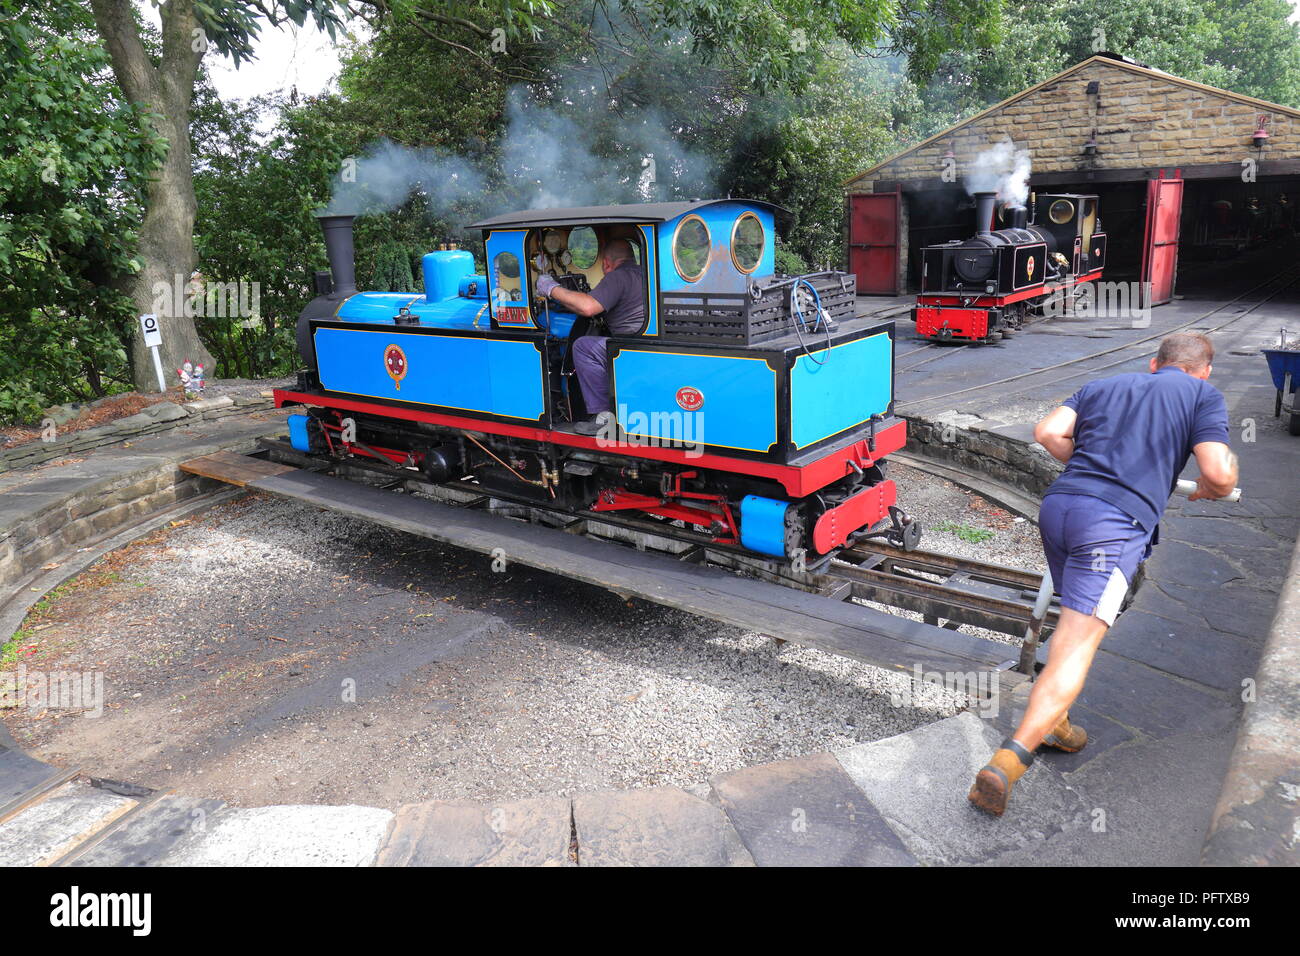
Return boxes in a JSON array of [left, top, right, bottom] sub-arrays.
[[1140, 174, 1184, 307], [848, 191, 900, 295]]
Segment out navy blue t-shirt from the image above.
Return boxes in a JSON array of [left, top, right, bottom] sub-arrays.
[[1044, 367, 1230, 531]]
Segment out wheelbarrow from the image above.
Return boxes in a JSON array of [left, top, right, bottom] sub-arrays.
[[1262, 328, 1300, 436]]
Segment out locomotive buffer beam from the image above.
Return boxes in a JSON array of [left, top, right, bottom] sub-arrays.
[[183, 448, 1029, 694]]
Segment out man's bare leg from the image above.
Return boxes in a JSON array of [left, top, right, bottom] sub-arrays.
[[968, 608, 1109, 815], [1012, 608, 1110, 750]]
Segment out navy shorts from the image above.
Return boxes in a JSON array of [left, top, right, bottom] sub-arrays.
[[1039, 493, 1151, 626]]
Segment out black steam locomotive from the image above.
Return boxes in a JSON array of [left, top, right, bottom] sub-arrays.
[[913, 191, 1107, 343]]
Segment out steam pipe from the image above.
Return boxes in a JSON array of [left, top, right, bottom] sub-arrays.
[[973, 192, 996, 236], [318, 214, 357, 299]]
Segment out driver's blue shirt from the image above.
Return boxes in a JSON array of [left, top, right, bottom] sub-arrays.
[[1044, 366, 1230, 531]]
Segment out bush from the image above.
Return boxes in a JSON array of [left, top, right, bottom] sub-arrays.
[[774, 239, 809, 276]]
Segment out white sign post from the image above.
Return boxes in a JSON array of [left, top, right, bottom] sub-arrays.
[[139, 314, 166, 392]]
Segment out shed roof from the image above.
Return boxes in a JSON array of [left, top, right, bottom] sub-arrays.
[[844, 53, 1300, 186]]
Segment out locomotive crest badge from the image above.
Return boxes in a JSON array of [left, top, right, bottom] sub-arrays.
[[676, 386, 705, 411], [1026, 255, 1035, 280], [383, 344, 408, 390]]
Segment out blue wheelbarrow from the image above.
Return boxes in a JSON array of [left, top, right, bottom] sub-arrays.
[[1262, 329, 1300, 436]]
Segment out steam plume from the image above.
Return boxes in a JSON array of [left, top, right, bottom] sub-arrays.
[[965, 139, 1032, 206]]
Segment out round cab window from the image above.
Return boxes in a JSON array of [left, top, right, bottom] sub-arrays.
[[673, 215, 711, 282], [731, 213, 764, 274], [1048, 199, 1076, 225], [567, 226, 598, 270]]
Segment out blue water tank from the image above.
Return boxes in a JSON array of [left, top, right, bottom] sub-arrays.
[[422, 250, 475, 302]]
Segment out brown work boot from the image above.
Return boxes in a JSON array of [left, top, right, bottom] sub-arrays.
[[968, 738, 1034, 817], [1041, 712, 1088, 753]]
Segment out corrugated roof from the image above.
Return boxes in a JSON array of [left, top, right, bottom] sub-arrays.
[[843, 54, 1300, 186], [469, 199, 789, 230]]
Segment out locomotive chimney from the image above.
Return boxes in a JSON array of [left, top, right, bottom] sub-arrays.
[[974, 192, 996, 236], [317, 214, 357, 299]]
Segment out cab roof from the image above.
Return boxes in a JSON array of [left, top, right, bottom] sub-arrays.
[[469, 199, 789, 231]]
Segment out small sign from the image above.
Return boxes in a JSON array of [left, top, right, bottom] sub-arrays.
[[676, 386, 705, 411], [383, 344, 408, 391], [139, 313, 162, 348], [496, 306, 532, 326]]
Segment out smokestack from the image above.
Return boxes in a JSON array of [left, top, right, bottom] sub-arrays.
[[974, 192, 996, 236], [318, 214, 357, 299]]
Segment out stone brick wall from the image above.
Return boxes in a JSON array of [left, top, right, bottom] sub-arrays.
[[0, 464, 224, 593], [848, 58, 1300, 192], [903, 413, 1064, 498]]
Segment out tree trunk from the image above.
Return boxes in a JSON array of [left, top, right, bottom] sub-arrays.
[[90, 0, 215, 392]]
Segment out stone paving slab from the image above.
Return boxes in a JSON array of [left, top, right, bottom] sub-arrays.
[[67, 794, 227, 866], [710, 751, 915, 866], [155, 805, 393, 867], [982, 728, 1236, 867], [835, 712, 1091, 866], [572, 786, 754, 866], [1097, 609, 1261, 693], [1074, 651, 1238, 740], [0, 781, 137, 866], [377, 796, 573, 866], [1156, 581, 1281, 641]]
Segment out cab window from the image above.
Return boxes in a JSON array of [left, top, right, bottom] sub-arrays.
[[493, 251, 521, 304]]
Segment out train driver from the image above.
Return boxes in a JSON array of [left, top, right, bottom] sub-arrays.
[[535, 238, 646, 436]]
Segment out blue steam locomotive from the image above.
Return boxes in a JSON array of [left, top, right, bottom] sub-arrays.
[[276, 200, 916, 561]]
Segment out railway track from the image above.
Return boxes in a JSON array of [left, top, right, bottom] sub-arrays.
[[892, 287, 1087, 372], [233, 439, 1058, 671], [896, 266, 1300, 415]]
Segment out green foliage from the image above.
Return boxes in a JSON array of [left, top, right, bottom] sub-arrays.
[[184, 0, 348, 66], [0, 1, 163, 423], [723, 56, 931, 267], [933, 520, 995, 544], [190, 82, 350, 379], [366, 241, 419, 293], [773, 238, 809, 276], [921, 0, 1300, 113]]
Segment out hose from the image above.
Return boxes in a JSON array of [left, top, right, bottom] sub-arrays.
[[791, 277, 833, 366]]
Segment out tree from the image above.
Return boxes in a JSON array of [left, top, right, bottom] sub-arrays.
[[723, 56, 931, 266], [0, 1, 162, 422], [87, 0, 349, 391], [920, 0, 1300, 116]]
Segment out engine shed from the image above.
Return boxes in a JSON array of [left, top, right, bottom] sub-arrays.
[[844, 53, 1300, 303]]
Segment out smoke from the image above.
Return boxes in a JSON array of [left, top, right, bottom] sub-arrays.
[[321, 84, 719, 228], [320, 139, 488, 217], [964, 139, 1032, 206]]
